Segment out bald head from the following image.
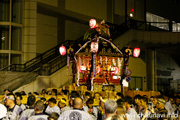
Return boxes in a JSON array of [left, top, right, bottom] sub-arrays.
[[73, 97, 83, 109]]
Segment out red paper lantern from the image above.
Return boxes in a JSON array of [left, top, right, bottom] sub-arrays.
[[133, 47, 140, 57], [89, 19, 97, 29], [59, 46, 66, 55]]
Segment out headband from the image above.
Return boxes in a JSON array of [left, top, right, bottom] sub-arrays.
[[6, 96, 15, 101], [158, 98, 166, 104]]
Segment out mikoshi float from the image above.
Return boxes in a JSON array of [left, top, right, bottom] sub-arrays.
[[65, 19, 137, 92]]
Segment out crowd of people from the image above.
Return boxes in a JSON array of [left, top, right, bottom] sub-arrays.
[[0, 88, 180, 120]]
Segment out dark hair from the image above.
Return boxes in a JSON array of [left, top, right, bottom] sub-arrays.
[[70, 91, 80, 99], [85, 92, 91, 97], [61, 90, 68, 95], [150, 96, 154, 98], [48, 98, 57, 104], [16, 95, 23, 100], [4, 89, 11, 93], [176, 96, 180, 99], [124, 96, 133, 105], [143, 95, 148, 98], [21, 91, 26, 95], [27, 95, 36, 106], [52, 89, 57, 96], [33, 92, 39, 95], [116, 99, 125, 108], [134, 95, 142, 100], [35, 100, 45, 111], [42, 89, 46, 92], [116, 92, 124, 99], [48, 112, 59, 120], [62, 98, 66, 102], [40, 97, 46, 102], [141, 97, 148, 104], [15, 92, 21, 96], [169, 95, 175, 99], [86, 98, 94, 105]]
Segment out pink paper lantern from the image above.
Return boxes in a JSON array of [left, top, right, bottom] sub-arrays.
[[96, 66, 101, 74], [79, 65, 86, 73], [89, 19, 97, 29], [59, 46, 66, 55], [133, 47, 140, 57], [91, 42, 98, 53]]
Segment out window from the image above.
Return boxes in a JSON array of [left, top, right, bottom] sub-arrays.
[[0, 25, 9, 50], [11, 26, 22, 51], [0, 53, 9, 69], [12, 0, 22, 23], [146, 12, 169, 31], [0, 0, 10, 22]]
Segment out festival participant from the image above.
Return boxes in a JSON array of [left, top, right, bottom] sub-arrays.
[[98, 98, 107, 120], [134, 95, 143, 114], [40, 97, 48, 114], [103, 99, 117, 120], [0, 103, 7, 119], [83, 92, 92, 105], [68, 91, 80, 108], [4, 89, 12, 96], [124, 96, 140, 120], [58, 97, 93, 120], [174, 96, 180, 113], [5, 93, 22, 120], [94, 92, 101, 106], [84, 98, 98, 119], [20, 91, 26, 96], [19, 95, 36, 120], [58, 98, 70, 114], [60, 90, 68, 98], [52, 89, 58, 99], [45, 98, 60, 115], [16, 95, 26, 111], [48, 113, 59, 120], [115, 93, 124, 100], [164, 95, 175, 114], [116, 99, 130, 120], [41, 89, 47, 97], [28, 100, 48, 120], [140, 97, 150, 120], [156, 98, 168, 120]]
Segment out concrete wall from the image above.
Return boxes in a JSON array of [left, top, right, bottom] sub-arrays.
[[65, 20, 89, 40], [23, 0, 37, 63], [113, 29, 180, 49], [65, 0, 107, 20], [37, 0, 58, 7], [14, 64, 72, 93], [37, 13, 58, 54], [128, 57, 147, 90], [23, 5, 58, 62]]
